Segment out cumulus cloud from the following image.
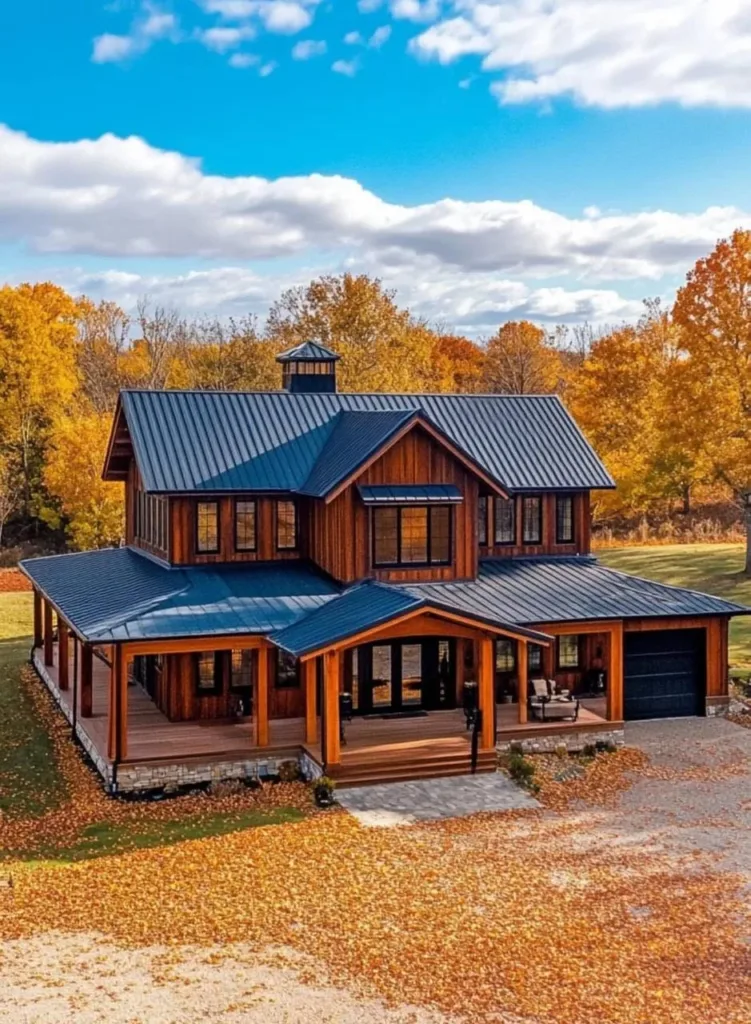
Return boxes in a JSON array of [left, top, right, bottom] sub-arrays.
[[92, 5, 177, 63], [198, 24, 255, 51], [228, 52, 259, 67], [410, 0, 751, 109], [258, 60, 277, 75], [332, 58, 359, 76], [368, 25, 391, 47], [0, 125, 746, 282], [292, 38, 327, 59], [344, 30, 363, 44]]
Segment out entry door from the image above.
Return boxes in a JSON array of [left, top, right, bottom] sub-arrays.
[[357, 639, 455, 714]]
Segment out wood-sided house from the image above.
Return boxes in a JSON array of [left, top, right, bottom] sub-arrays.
[[22, 343, 748, 792]]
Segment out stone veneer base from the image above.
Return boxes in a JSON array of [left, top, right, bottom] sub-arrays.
[[496, 728, 625, 755]]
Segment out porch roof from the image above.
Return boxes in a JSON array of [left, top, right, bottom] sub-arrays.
[[358, 484, 463, 504]]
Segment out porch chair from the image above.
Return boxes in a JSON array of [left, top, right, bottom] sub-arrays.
[[527, 677, 580, 723]]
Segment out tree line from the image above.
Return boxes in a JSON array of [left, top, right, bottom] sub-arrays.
[[1, 231, 750, 565]]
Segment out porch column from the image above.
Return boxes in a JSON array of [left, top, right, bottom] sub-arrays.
[[107, 644, 128, 761], [43, 600, 54, 667], [80, 643, 93, 718], [33, 590, 43, 648], [256, 645, 270, 747], [542, 639, 555, 681], [323, 649, 341, 768], [478, 636, 495, 750], [606, 622, 624, 722], [58, 621, 70, 691], [517, 639, 529, 725], [304, 657, 317, 744]]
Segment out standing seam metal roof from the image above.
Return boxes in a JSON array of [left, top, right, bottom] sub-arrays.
[[119, 390, 615, 494]]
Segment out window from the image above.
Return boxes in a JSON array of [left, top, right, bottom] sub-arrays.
[[558, 634, 580, 670], [494, 497, 516, 545], [196, 500, 219, 554], [276, 500, 297, 550], [528, 644, 543, 672], [478, 495, 488, 546], [135, 490, 168, 553], [195, 651, 222, 694], [495, 639, 515, 672], [235, 499, 257, 552], [276, 649, 299, 688], [522, 496, 542, 545], [230, 649, 253, 689], [372, 505, 452, 567], [556, 495, 574, 544]]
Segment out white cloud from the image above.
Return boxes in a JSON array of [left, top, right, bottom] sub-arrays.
[[92, 34, 138, 63], [200, 0, 256, 16], [228, 51, 259, 67], [368, 25, 391, 48], [92, 5, 177, 63], [0, 124, 747, 289], [344, 30, 363, 45], [198, 25, 255, 51], [390, 0, 441, 23], [332, 58, 359, 76], [258, 60, 277, 75], [255, 0, 314, 33], [357, 0, 382, 11], [410, 0, 751, 109], [292, 38, 327, 59]]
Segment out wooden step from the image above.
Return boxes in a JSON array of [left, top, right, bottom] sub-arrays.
[[335, 762, 497, 788], [331, 750, 497, 787]]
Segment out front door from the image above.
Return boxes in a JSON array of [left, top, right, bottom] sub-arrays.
[[355, 639, 455, 714]]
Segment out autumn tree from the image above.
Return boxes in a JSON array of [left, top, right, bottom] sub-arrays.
[[76, 298, 131, 413], [431, 333, 485, 393], [177, 316, 279, 391], [672, 229, 751, 571], [482, 321, 563, 395]]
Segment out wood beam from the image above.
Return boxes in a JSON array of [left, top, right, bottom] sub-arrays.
[[304, 657, 317, 744], [58, 621, 70, 691], [606, 621, 624, 723], [108, 645, 129, 761], [43, 600, 54, 668], [33, 590, 43, 648], [478, 636, 495, 750], [323, 650, 341, 767], [517, 638, 529, 725], [125, 635, 268, 657], [80, 643, 94, 718], [256, 645, 269, 747]]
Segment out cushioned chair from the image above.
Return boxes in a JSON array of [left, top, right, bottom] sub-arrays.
[[528, 678, 580, 722]]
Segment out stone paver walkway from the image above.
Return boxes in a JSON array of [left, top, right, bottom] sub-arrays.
[[336, 771, 538, 826]]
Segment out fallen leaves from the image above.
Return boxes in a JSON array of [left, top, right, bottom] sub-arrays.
[[0, 569, 31, 592]]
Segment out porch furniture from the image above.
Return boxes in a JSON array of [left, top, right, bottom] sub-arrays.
[[527, 677, 580, 722]]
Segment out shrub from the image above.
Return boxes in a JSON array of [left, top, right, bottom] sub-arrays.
[[506, 751, 537, 790], [277, 759, 302, 783], [594, 740, 617, 754]]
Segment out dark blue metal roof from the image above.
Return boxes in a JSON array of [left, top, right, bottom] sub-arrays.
[[276, 341, 341, 362], [119, 390, 615, 494], [358, 484, 464, 504], [406, 557, 749, 626], [20, 548, 341, 644]]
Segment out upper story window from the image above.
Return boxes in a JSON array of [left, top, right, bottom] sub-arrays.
[[478, 496, 488, 546], [494, 497, 516, 545], [373, 505, 452, 568], [556, 495, 574, 544], [276, 500, 298, 550], [235, 499, 257, 552], [522, 496, 542, 545], [196, 500, 219, 554], [135, 491, 168, 553]]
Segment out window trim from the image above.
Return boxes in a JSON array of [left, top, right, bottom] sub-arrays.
[[557, 634, 581, 670], [556, 494, 575, 545], [494, 496, 516, 546], [194, 651, 223, 696], [234, 498, 257, 553], [276, 499, 298, 551], [372, 504, 453, 569], [195, 499, 220, 555], [522, 495, 543, 546]]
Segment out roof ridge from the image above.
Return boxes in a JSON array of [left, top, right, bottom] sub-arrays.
[[119, 388, 563, 400]]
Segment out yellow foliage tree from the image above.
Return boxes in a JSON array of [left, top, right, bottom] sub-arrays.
[[482, 321, 563, 395], [43, 409, 124, 550]]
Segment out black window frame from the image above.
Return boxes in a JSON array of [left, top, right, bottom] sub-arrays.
[[234, 498, 257, 553], [276, 499, 298, 551], [528, 644, 543, 672], [556, 494, 575, 544], [495, 639, 516, 672], [557, 634, 580, 670], [275, 649, 300, 689], [522, 495, 543, 545], [194, 651, 223, 695], [372, 504, 453, 569], [195, 499, 220, 555], [478, 495, 488, 547], [229, 648, 254, 690], [494, 496, 516, 546]]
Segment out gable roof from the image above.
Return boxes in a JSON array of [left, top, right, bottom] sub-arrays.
[[110, 390, 615, 494]]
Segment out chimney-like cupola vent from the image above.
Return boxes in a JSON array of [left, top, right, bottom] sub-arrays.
[[276, 341, 340, 394]]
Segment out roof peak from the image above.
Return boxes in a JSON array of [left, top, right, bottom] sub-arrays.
[[275, 340, 341, 363]]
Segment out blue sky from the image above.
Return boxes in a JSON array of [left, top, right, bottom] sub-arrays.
[[1, 0, 750, 334]]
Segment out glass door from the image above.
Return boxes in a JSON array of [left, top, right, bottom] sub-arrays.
[[400, 643, 423, 707], [370, 644, 393, 710]]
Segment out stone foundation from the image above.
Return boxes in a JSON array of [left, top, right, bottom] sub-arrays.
[[706, 696, 731, 717], [116, 757, 283, 793], [497, 727, 625, 755]]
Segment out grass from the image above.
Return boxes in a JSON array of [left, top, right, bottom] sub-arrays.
[[597, 543, 751, 667]]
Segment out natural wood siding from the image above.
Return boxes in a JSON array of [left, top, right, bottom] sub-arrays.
[[169, 496, 301, 565], [480, 492, 590, 558], [308, 425, 479, 583]]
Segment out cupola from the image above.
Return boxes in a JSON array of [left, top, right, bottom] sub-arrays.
[[276, 341, 340, 394]]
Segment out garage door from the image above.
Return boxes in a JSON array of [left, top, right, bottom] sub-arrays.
[[624, 629, 705, 721]]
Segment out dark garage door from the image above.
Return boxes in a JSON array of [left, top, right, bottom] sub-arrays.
[[624, 629, 705, 721]]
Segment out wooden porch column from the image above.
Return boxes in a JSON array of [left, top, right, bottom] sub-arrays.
[[80, 643, 93, 718], [323, 649, 341, 768], [517, 639, 529, 725], [43, 600, 54, 667], [304, 657, 317, 744], [542, 639, 555, 681], [606, 622, 624, 722], [107, 645, 128, 761], [478, 636, 495, 750], [256, 645, 269, 747], [58, 621, 70, 691], [33, 590, 43, 648]]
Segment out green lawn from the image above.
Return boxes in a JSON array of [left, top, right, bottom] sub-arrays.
[[598, 543, 751, 668]]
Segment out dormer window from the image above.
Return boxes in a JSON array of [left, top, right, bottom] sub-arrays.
[[372, 505, 452, 568]]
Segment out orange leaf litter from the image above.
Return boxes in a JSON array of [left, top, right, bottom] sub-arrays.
[[2, 671, 750, 1024]]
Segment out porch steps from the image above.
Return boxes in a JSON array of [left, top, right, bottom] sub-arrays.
[[330, 747, 497, 787]]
